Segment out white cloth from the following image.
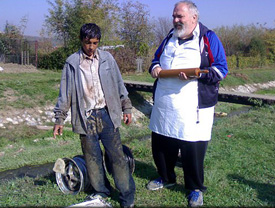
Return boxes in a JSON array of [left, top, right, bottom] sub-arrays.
[[149, 24, 214, 142]]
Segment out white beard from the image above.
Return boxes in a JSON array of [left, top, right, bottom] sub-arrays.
[[173, 24, 187, 38]]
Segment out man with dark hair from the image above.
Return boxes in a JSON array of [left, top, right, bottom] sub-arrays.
[[147, 1, 228, 207], [53, 23, 135, 208]]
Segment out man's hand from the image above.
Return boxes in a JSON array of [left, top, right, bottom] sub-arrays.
[[179, 72, 197, 80], [123, 113, 132, 125], [151, 66, 162, 78], [179, 72, 188, 80], [53, 124, 64, 139]]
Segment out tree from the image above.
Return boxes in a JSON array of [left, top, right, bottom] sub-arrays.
[[45, 0, 68, 47], [263, 29, 275, 62], [153, 17, 173, 45], [214, 24, 264, 56], [19, 15, 29, 36], [45, 0, 120, 50], [119, 1, 154, 55], [3, 22, 22, 39], [0, 22, 23, 55], [246, 37, 266, 57]]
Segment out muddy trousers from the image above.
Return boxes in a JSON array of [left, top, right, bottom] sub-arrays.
[[151, 132, 208, 192], [80, 108, 135, 206]]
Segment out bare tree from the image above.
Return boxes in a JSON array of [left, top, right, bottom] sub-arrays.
[[214, 24, 264, 56], [153, 17, 173, 45], [19, 15, 29, 36]]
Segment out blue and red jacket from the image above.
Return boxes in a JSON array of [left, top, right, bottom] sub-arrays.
[[149, 22, 228, 108]]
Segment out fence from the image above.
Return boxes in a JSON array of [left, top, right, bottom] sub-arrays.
[[0, 38, 38, 67]]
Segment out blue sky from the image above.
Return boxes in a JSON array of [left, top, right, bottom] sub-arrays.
[[0, 0, 274, 36]]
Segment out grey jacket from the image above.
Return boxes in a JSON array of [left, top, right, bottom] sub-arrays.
[[54, 49, 132, 134]]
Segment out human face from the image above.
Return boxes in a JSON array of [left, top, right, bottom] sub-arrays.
[[172, 3, 197, 39], [81, 37, 100, 58]]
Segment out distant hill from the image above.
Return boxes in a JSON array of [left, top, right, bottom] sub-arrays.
[[24, 35, 62, 47], [24, 35, 44, 42]]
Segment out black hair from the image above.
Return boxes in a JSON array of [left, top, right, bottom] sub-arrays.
[[79, 23, 101, 41]]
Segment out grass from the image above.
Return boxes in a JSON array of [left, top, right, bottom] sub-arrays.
[[220, 66, 275, 88], [256, 87, 275, 95], [0, 106, 274, 207], [0, 70, 60, 109], [0, 67, 275, 207]]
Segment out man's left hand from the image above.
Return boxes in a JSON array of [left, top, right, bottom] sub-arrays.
[[179, 72, 197, 80], [123, 114, 132, 125]]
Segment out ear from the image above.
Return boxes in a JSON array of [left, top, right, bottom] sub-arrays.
[[192, 14, 198, 23]]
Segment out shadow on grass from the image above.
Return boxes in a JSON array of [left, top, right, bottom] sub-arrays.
[[134, 160, 157, 180], [0, 162, 54, 182], [134, 160, 186, 192], [228, 174, 275, 205], [108, 159, 187, 205], [34, 172, 55, 186], [128, 90, 152, 119]]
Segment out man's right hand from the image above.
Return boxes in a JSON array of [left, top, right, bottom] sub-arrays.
[[151, 66, 162, 78], [53, 124, 64, 139]]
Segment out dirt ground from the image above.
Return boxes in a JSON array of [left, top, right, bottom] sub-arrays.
[[0, 63, 39, 73], [0, 63, 45, 128]]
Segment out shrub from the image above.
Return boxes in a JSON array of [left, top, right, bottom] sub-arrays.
[[227, 55, 272, 69], [38, 47, 72, 70], [108, 47, 137, 73]]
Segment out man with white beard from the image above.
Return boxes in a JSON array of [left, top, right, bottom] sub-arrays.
[[146, 1, 228, 207]]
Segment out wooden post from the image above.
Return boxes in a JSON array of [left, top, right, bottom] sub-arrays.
[[136, 58, 143, 73], [27, 51, 29, 65], [35, 41, 38, 68], [24, 51, 27, 65], [21, 51, 24, 65]]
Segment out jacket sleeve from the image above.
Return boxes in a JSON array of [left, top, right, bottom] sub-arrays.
[[53, 62, 72, 125], [111, 55, 132, 114], [199, 31, 228, 84], [149, 29, 174, 73], [148, 42, 164, 73]]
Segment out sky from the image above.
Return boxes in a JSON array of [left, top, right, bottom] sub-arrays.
[[0, 0, 274, 37]]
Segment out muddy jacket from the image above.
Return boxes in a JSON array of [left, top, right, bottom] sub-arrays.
[[54, 49, 132, 135], [149, 22, 228, 108]]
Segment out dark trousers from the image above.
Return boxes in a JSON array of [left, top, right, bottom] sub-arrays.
[[152, 132, 208, 191], [80, 108, 135, 206]]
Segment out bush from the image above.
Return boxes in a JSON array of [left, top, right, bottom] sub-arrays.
[[38, 47, 72, 70], [108, 47, 137, 73], [227, 55, 273, 69]]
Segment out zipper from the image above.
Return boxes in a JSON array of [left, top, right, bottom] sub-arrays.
[[196, 106, 200, 124]]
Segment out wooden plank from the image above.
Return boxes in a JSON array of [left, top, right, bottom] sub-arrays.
[[124, 80, 275, 106], [218, 90, 275, 106]]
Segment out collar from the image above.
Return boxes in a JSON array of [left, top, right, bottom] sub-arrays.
[[80, 49, 99, 61], [192, 23, 200, 38]]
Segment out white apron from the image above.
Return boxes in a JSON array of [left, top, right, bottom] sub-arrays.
[[149, 26, 214, 142]]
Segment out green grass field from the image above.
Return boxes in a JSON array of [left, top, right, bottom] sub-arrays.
[[0, 66, 274, 207]]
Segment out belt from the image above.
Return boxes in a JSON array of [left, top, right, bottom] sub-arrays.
[[86, 106, 107, 117]]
